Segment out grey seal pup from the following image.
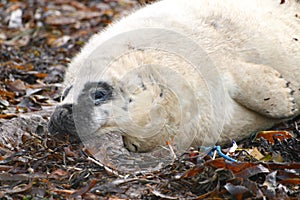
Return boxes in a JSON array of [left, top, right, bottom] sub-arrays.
[[48, 0, 300, 153]]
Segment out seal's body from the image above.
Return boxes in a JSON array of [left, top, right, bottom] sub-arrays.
[[49, 0, 300, 152]]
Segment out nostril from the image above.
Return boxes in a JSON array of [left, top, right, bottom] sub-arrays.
[[48, 104, 76, 135], [61, 104, 73, 112]]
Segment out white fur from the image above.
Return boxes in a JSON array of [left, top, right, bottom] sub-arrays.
[[61, 0, 300, 152]]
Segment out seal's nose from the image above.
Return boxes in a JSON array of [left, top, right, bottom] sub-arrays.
[[48, 104, 77, 135]]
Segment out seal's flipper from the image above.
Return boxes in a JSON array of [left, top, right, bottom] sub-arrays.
[[230, 61, 298, 119]]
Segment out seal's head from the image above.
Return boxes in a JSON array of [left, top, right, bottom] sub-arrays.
[[48, 62, 182, 152], [48, 42, 218, 153]]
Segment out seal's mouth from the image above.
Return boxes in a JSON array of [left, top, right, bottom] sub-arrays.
[[48, 102, 168, 153]]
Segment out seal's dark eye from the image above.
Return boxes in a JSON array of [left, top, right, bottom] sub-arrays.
[[94, 90, 107, 101], [91, 89, 108, 105], [95, 90, 106, 100], [90, 81, 113, 106]]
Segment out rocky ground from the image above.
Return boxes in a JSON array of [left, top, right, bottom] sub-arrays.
[[0, 0, 299, 199]]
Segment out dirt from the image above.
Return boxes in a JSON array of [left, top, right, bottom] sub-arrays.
[[0, 0, 299, 199]]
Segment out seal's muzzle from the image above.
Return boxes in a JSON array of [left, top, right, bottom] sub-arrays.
[[48, 104, 77, 136]]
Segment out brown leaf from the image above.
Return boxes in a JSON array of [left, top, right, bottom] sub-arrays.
[[49, 169, 69, 179], [53, 188, 75, 195], [45, 16, 77, 26], [13, 64, 34, 71], [246, 147, 264, 160], [3, 31, 32, 46], [76, 11, 103, 20], [255, 131, 293, 144], [264, 162, 300, 170], [0, 173, 29, 181], [6, 79, 26, 92], [235, 164, 269, 179], [181, 166, 204, 178], [206, 158, 257, 174], [63, 145, 77, 157], [69, 1, 89, 11], [0, 165, 13, 171], [70, 179, 98, 198], [0, 113, 17, 119], [4, 182, 33, 194], [0, 89, 15, 100], [277, 170, 300, 185], [33, 73, 48, 79], [224, 183, 249, 200], [47, 35, 71, 47]]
